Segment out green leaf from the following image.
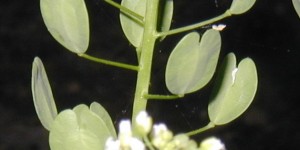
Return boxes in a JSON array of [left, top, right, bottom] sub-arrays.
[[158, 0, 173, 41], [293, 0, 300, 18], [165, 30, 221, 95], [31, 57, 58, 131], [229, 0, 256, 15], [40, 0, 89, 54], [208, 53, 258, 125], [49, 104, 115, 150], [120, 0, 146, 48], [90, 102, 117, 138]]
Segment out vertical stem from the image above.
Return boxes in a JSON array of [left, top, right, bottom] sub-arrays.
[[132, 0, 159, 135]]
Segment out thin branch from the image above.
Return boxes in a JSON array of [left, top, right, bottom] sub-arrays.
[[78, 53, 139, 71], [157, 10, 232, 37], [186, 122, 215, 136], [104, 0, 144, 21], [144, 94, 184, 100]]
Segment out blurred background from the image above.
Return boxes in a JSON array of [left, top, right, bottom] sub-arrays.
[[1, 0, 299, 149]]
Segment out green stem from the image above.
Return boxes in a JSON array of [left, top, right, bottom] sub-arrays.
[[78, 53, 139, 71], [131, 0, 159, 136], [104, 0, 144, 21], [144, 94, 184, 100], [186, 122, 215, 136], [157, 10, 232, 37], [143, 135, 155, 150]]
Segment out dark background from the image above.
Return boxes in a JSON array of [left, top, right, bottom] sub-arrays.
[[1, 0, 299, 149]]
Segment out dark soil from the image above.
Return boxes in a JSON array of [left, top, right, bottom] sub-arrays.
[[1, 0, 300, 150]]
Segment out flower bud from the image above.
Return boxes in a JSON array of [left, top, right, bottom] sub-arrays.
[[135, 111, 153, 135], [199, 137, 226, 150]]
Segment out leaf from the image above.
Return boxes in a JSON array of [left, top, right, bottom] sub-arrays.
[[49, 104, 115, 150], [40, 0, 89, 54], [165, 30, 221, 95], [31, 57, 58, 131], [229, 0, 256, 15], [208, 53, 258, 125], [120, 0, 146, 48], [158, 0, 173, 41], [293, 0, 300, 18], [90, 102, 117, 138]]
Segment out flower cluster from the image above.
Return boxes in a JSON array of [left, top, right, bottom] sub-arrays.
[[106, 120, 145, 150], [105, 111, 226, 150]]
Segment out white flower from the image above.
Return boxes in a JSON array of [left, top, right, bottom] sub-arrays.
[[199, 137, 226, 150], [151, 124, 173, 149], [105, 137, 121, 150], [105, 120, 146, 150], [128, 137, 145, 150], [119, 120, 132, 147], [106, 112, 228, 150], [136, 111, 153, 135], [152, 124, 168, 136]]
